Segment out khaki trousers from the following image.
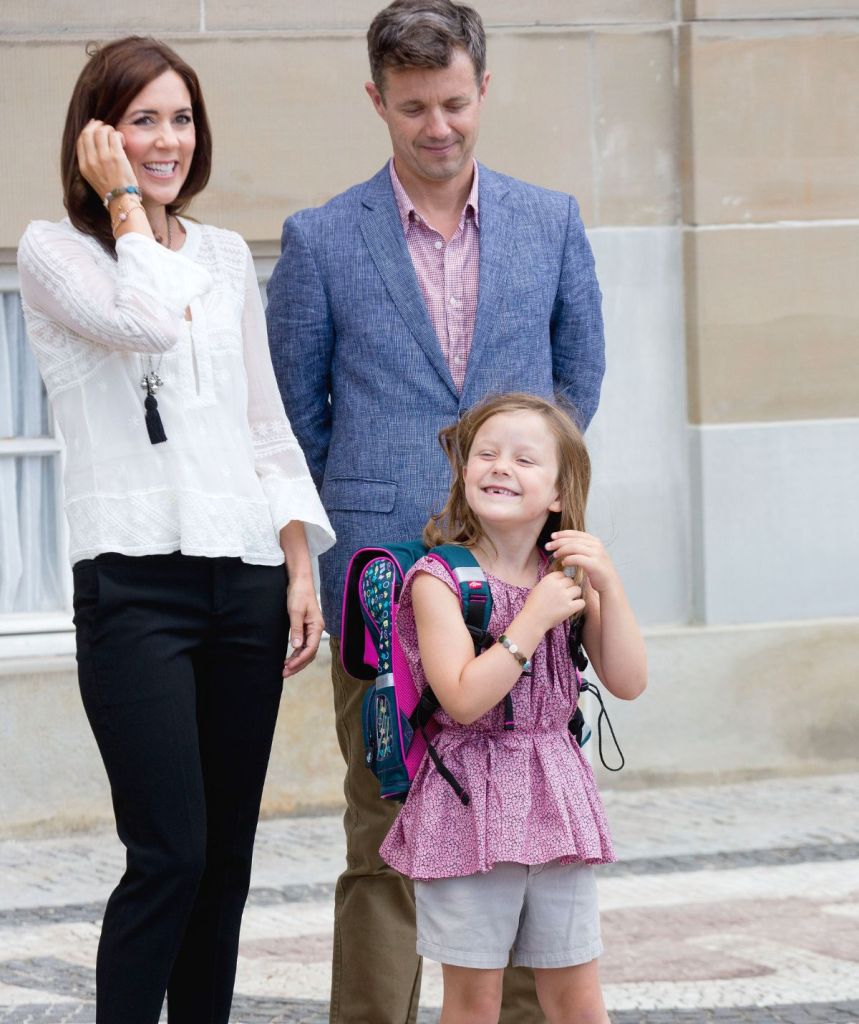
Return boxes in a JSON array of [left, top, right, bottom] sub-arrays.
[[328, 637, 546, 1023]]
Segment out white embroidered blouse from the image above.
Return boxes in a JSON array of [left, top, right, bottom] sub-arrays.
[[17, 217, 335, 567]]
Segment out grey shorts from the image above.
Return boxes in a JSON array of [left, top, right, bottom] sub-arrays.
[[414, 860, 603, 969]]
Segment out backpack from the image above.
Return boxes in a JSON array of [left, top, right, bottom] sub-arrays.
[[340, 542, 622, 807]]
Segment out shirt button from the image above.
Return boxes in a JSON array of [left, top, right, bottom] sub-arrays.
[[449, 296, 459, 306], [454, 355, 464, 364], [434, 240, 443, 250]]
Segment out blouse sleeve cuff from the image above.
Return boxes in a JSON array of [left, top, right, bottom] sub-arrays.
[[116, 233, 213, 314], [263, 476, 336, 559]]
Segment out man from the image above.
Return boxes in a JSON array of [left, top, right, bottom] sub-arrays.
[[266, 3, 604, 1020]]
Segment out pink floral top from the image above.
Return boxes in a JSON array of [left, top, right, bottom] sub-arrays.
[[380, 555, 616, 880]]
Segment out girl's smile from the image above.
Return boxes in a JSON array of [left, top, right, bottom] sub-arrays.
[[481, 485, 520, 497], [464, 410, 561, 528]]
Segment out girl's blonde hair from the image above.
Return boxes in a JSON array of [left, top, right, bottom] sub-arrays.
[[423, 393, 591, 582]]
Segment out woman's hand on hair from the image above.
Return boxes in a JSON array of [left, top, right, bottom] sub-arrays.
[[544, 530, 620, 598], [282, 573, 325, 679], [76, 119, 138, 200], [521, 570, 585, 632]]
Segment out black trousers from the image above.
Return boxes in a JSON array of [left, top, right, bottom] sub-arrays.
[[72, 552, 288, 1024]]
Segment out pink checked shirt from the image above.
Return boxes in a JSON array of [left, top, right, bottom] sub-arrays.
[[389, 159, 479, 392]]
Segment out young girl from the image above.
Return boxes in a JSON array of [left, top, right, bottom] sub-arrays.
[[380, 393, 647, 1024]]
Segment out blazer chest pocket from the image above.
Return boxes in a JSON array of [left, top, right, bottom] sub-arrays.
[[323, 477, 397, 513]]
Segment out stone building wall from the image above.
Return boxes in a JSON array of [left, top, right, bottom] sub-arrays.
[[1, 0, 857, 833]]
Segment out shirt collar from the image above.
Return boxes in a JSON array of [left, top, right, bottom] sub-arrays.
[[388, 158, 480, 232]]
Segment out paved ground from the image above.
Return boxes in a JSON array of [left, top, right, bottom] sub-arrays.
[[1, 772, 858, 1022]]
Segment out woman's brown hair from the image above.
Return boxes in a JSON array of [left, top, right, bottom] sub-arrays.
[[424, 393, 591, 586], [61, 36, 212, 257]]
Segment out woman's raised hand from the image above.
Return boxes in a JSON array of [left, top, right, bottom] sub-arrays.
[[76, 119, 138, 200]]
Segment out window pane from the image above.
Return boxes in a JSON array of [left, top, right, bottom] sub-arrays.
[[0, 455, 64, 613], [1, 291, 50, 438], [0, 291, 64, 614]]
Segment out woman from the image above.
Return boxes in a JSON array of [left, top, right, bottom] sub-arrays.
[[17, 37, 335, 1023]]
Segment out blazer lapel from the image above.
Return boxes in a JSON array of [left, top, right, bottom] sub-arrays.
[[359, 168, 458, 398], [462, 166, 513, 401]]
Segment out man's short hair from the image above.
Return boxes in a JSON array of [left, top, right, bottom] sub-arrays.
[[368, 0, 486, 91]]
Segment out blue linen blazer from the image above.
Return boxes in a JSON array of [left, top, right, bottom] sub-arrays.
[[266, 163, 605, 632]]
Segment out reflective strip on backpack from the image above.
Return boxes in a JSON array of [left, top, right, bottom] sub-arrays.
[[375, 673, 395, 691], [452, 565, 485, 584]]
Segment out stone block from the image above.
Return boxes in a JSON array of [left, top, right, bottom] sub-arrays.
[[592, 29, 679, 225], [595, 618, 859, 788], [203, 0, 676, 31], [479, 31, 594, 222], [0, 42, 85, 247], [682, 0, 859, 18], [262, 648, 344, 815], [0, 36, 388, 247], [0, 661, 111, 834], [476, 0, 676, 23], [586, 227, 690, 626], [179, 36, 389, 240], [680, 21, 859, 224], [689, 419, 859, 624], [684, 224, 859, 422], [0, 0, 199, 33], [0, 648, 342, 836], [203, 0, 381, 31]]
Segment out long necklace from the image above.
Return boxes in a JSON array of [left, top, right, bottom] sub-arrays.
[[140, 214, 173, 444], [152, 213, 173, 249]]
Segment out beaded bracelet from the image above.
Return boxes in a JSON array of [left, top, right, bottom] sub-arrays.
[[103, 185, 142, 209], [498, 634, 532, 674], [111, 201, 144, 232]]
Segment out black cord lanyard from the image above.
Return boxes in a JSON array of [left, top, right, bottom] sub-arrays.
[[578, 678, 625, 773]]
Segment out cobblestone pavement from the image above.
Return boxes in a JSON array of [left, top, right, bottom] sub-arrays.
[[1, 773, 858, 1022]]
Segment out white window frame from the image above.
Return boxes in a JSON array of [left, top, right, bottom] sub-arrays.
[[0, 259, 74, 661]]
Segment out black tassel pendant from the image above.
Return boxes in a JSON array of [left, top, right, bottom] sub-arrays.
[[144, 392, 167, 444], [141, 371, 167, 445]]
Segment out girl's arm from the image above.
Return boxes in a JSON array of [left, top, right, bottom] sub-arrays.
[[412, 567, 584, 725], [545, 531, 647, 700]]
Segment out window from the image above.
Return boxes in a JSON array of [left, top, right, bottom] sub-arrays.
[[0, 265, 72, 657]]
